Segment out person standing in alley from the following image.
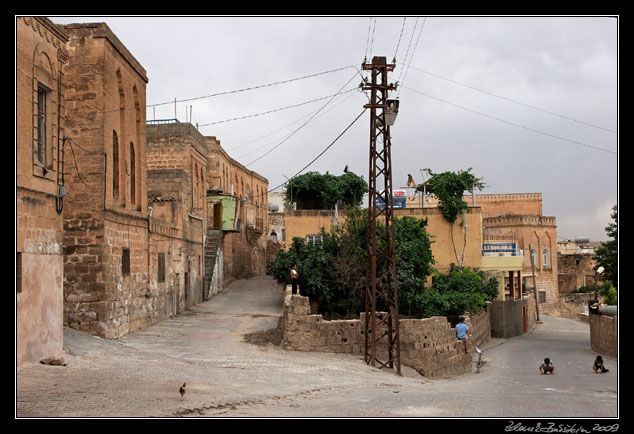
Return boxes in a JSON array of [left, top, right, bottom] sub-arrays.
[[291, 264, 299, 295]]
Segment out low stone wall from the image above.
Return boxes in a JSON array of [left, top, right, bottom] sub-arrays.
[[559, 292, 598, 320], [590, 312, 617, 358], [282, 295, 491, 378]]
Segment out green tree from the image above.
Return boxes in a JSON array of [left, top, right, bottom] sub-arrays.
[[594, 204, 617, 290], [284, 171, 368, 210], [416, 264, 499, 318], [417, 168, 484, 223], [266, 209, 435, 317], [416, 168, 484, 266], [599, 281, 617, 305], [266, 236, 335, 303], [395, 216, 435, 315]]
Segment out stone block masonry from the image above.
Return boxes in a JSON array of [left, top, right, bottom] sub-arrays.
[[590, 313, 617, 359], [61, 22, 151, 339], [16, 17, 69, 367], [282, 295, 491, 378]]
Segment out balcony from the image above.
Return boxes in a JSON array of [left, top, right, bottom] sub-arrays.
[[482, 242, 521, 257]]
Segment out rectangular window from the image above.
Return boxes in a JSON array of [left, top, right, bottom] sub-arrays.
[[36, 86, 48, 166], [122, 248, 131, 275], [305, 234, 323, 245], [158, 253, 165, 283], [538, 291, 546, 304], [17, 253, 22, 294]]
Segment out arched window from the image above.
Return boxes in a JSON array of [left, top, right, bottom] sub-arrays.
[[194, 164, 199, 207], [201, 166, 205, 203], [32, 43, 58, 176], [113, 131, 119, 198], [116, 69, 125, 204], [129, 142, 136, 205]]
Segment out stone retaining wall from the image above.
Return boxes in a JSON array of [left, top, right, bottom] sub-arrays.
[[282, 295, 491, 378], [590, 312, 617, 358]]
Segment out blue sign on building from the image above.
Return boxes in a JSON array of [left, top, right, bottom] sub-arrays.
[[376, 197, 406, 209]]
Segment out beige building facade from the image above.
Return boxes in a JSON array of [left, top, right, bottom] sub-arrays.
[[60, 22, 151, 338], [16, 16, 69, 366], [284, 206, 486, 275], [205, 136, 270, 291]]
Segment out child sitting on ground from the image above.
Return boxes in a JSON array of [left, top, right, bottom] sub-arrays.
[[539, 358, 555, 375], [593, 355, 610, 373]]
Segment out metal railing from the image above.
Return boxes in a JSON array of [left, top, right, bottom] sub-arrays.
[[147, 118, 180, 124], [482, 242, 522, 257]]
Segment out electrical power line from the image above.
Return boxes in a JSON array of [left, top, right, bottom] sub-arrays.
[[265, 108, 368, 196], [364, 17, 376, 61], [393, 17, 407, 62], [409, 65, 617, 134], [396, 17, 419, 86], [196, 87, 357, 128], [403, 85, 617, 155], [146, 65, 357, 108], [245, 71, 360, 167], [230, 91, 360, 159], [396, 17, 426, 98]]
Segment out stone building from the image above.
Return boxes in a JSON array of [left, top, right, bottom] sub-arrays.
[[475, 194, 560, 315], [60, 22, 150, 338], [205, 136, 269, 293], [267, 191, 287, 245], [146, 123, 270, 298], [557, 238, 601, 294], [419, 193, 558, 311], [16, 17, 69, 366], [146, 122, 207, 318], [17, 18, 272, 354]]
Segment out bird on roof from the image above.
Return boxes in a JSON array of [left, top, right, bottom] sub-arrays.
[[179, 383, 186, 399]]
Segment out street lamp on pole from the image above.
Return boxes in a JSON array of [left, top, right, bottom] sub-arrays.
[[594, 266, 605, 300]]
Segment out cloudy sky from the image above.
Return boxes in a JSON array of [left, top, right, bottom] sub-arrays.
[[49, 15, 618, 241]]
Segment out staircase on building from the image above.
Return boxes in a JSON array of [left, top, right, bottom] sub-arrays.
[[203, 229, 222, 300]]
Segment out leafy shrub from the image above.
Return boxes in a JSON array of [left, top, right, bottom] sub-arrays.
[[416, 264, 498, 317]]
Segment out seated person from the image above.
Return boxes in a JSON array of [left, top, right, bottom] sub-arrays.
[[539, 358, 555, 375], [593, 355, 609, 373]]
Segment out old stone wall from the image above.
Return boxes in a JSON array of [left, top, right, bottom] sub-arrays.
[[221, 230, 267, 288], [559, 292, 597, 320], [61, 22, 152, 339], [16, 17, 69, 367], [282, 295, 491, 378], [17, 189, 65, 366], [525, 290, 537, 331], [590, 313, 617, 358], [557, 253, 598, 294]]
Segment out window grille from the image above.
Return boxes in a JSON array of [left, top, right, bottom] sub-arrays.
[[36, 86, 47, 165]]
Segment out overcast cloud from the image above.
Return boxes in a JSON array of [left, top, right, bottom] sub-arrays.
[[48, 15, 618, 241]]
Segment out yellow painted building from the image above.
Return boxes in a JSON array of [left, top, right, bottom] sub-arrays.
[[285, 206, 484, 272], [284, 205, 524, 301]]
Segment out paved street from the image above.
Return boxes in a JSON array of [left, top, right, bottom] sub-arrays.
[[16, 276, 618, 419]]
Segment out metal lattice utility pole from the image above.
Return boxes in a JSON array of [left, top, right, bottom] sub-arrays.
[[362, 56, 401, 375]]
